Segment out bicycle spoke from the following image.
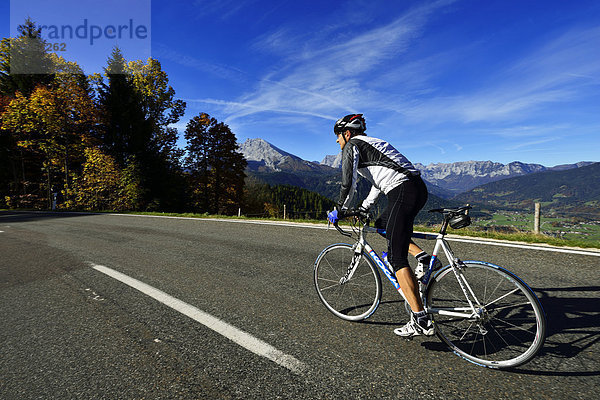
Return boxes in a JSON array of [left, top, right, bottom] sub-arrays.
[[459, 321, 476, 341], [488, 301, 532, 313], [318, 281, 341, 291], [484, 288, 520, 308], [489, 316, 537, 334]]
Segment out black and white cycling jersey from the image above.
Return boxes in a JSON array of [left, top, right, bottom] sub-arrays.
[[338, 135, 420, 211]]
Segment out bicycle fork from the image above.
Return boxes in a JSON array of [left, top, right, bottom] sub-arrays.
[[339, 252, 362, 284], [451, 263, 489, 334], [339, 241, 366, 285]]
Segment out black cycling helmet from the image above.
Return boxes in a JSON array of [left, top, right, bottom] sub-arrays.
[[334, 114, 366, 135]]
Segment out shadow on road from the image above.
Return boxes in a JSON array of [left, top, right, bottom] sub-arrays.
[[511, 286, 600, 376]]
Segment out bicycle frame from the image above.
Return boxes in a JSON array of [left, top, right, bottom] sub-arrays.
[[351, 224, 484, 320]]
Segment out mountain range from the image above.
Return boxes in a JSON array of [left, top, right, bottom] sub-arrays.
[[318, 151, 594, 197], [239, 138, 599, 219], [454, 162, 600, 218]]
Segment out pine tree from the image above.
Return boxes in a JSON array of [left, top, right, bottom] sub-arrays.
[[95, 49, 187, 211], [184, 113, 212, 212], [97, 47, 146, 164], [211, 121, 246, 214], [184, 113, 246, 214], [0, 18, 54, 97]]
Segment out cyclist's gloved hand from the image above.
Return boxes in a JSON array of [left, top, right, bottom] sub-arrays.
[[327, 210, 339, 224], [327, 209, 345, 224]]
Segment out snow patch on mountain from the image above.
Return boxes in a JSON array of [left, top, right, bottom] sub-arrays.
[[414, 161, 545, 179]]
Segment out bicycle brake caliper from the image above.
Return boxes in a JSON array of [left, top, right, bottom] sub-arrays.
[[455, 259, 466, 270]]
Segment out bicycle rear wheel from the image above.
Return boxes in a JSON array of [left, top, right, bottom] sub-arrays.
[[314, 243, 382, 321], [426, 261, 546, 369]]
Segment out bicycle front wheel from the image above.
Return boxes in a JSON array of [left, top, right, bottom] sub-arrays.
[[426, 261, 546, 369], [314, 243, 382, 321]]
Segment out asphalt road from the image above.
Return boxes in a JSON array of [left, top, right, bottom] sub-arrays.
[[1, 211, 599, 399]]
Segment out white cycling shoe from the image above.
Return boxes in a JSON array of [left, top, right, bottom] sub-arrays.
[[394, 318, 435, 337]]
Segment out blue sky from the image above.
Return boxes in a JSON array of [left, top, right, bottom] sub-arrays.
[[3, 0, 600, 167]]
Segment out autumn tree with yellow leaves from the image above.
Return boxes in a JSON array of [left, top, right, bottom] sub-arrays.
[[0, 19, 250, 214], [1, 76, 98, 207]]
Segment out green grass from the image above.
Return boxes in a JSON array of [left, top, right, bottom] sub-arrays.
[[446, 227, 599, 249]]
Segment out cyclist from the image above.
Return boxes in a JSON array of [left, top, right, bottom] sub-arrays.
[[327, 114, 438, 337]]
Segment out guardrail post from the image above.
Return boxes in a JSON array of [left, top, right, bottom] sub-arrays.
[[534, 203, 541, 234]]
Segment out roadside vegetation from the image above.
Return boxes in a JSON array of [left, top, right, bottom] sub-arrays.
[[470, 211, 600, 248]]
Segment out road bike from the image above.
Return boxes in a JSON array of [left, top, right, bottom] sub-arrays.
[[313, 206, 546, 369]]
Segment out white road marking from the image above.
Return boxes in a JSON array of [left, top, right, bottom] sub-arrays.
[[89, 263, 307, 375], [109, 212, 600, 257]]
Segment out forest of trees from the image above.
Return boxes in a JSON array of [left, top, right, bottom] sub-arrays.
[[242, 177, 335, 219], [0, 19, 334, 219]]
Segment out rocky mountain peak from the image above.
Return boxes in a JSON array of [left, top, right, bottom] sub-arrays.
[[240, 138, 334, 173], [321, 153, 342, 169], [239, 138, 296, 171]]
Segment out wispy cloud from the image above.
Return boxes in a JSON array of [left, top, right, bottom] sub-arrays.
[[400, 26, 600, 124], [167, 1, 598, 165], [215, 0, 457, 126], [191, 0, 259, 20], [183, 97, 336, 121], [204, 2, 599, 132], [505, 136, 561, 151], [484, 124, 572, 139]]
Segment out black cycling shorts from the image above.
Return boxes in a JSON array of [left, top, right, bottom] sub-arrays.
[[374, 175, 428, 272]]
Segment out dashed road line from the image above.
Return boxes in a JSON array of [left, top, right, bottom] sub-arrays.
[[89, 262, 307, 375]]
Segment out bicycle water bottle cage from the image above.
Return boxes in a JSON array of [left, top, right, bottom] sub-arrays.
[[448, 214, 471, 229]]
